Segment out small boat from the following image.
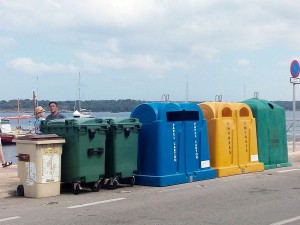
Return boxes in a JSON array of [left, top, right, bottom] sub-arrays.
[[73, 110, 93, 118], [0, 99, 32, 144], [73, 73, 93, 118], [0, 119, 14, 144], [0, 118, 27, 144], [0, 134, 15, 144]]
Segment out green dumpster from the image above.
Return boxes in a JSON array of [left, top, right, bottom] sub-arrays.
[[104, 118, 141, 189], [243, 99, 291, 169], [40, 118, 109, 194]]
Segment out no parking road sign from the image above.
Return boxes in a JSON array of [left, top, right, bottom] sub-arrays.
[[290, 59, 300, 152], [290, 60, 300, 78]]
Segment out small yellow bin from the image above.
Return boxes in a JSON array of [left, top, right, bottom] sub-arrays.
[[199, 102, 264, 177]]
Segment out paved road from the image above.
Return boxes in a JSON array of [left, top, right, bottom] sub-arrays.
[[1, 163, 300, 225]]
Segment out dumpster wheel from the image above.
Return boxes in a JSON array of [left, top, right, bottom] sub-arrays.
[[17, 185, 24, 196], [107, 178, 118, 190], [73, 183, 82, 195], [91, 180, 102, 192], [129, 176, 135, 187]]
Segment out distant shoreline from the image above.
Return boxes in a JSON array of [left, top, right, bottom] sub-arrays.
[[0, 99, 297, 112], [0, 110, 131, 114]]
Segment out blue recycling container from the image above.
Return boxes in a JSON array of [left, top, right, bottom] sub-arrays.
[[131, 102, 216, 186]]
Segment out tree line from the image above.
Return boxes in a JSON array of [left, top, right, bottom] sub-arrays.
[[0, 99, 296, 113]]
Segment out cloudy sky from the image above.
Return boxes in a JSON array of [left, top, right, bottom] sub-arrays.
[[1, 0, 299, 102]]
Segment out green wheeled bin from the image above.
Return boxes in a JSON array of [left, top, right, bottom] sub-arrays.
[[40, 118, 109, 194], [243, 98, 292, 169], [104, 118, 141, 189]]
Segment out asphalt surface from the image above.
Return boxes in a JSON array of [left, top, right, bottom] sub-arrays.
[[1, 142, 300, 198], [0, 163, 300, 225]]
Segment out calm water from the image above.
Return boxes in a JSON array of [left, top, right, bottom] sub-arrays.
[[1, 111, 130, 164], [2, 110, 298, 164], [285, 111, 300, 141]]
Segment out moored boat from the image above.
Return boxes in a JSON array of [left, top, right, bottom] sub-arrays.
[[0, 118, 30, 144], [73, 110, 93, 118], [0, 118, 14, 144], [0, 134, 14, 144], [73, 73, 93, 118]]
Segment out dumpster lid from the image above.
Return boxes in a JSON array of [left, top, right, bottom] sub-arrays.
[[43, 118, 110, 128], [106, 118, 141, 125], [199, 102, 234, 120], [131, 102, 181, 123], [15, 134, 60, 140]]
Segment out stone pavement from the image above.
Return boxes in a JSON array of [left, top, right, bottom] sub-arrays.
[[0, 165, 19, 198], [287, 142, 300, 162], [1, 144, 300, 199]]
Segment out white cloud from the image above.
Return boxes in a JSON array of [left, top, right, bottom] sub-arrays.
[[77, 52, 187, 74], [237, 59, 250, 67], [0, 0, 165, 32], [1, 1, 299, 56], [0, 36, 16, 48], [6, 57, 78, 75], [107, 38, 120, 53]]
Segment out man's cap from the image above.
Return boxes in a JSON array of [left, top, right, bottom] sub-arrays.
[[35, 106, 45, 115]]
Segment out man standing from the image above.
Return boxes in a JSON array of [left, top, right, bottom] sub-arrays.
[[46, 101, 66, 120]]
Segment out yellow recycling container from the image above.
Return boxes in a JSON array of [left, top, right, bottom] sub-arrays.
[[199, 102, 263, 177], [232, 103, 264, 173], [13, 135, 65, 198], [199, 102, 240, 177]]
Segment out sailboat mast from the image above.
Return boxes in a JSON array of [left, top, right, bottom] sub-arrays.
[[17, 98, 21, 130], [36, 75, 39, 107], [78, 72, 81, 111], [186, 74, 189, 102], [33, 90, 36, 115], [33, 76, 39, 114]]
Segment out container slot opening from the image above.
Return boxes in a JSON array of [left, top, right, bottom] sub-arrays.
[[268, 103, 274, 109], [239, 107, 249, 117], [167, 111, 199, 122], [221, 107, 232, 117]]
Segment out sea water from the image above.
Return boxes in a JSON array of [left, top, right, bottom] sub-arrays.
[[1, 111, 130, 164]]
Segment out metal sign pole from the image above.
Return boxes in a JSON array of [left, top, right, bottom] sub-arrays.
[[293, 83, 296, 152], [290, 60, 300, 152]]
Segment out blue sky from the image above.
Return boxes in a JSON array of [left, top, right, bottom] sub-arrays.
[[1, 0, 299, 102]]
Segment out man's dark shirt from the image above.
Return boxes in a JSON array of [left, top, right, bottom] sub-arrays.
[[46, 113, 66, 120]]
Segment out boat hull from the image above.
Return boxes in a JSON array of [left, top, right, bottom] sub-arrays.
[[0, 134, 15, 144]]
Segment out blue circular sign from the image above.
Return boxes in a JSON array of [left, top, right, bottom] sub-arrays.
[[290, 60, 300, 78]]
